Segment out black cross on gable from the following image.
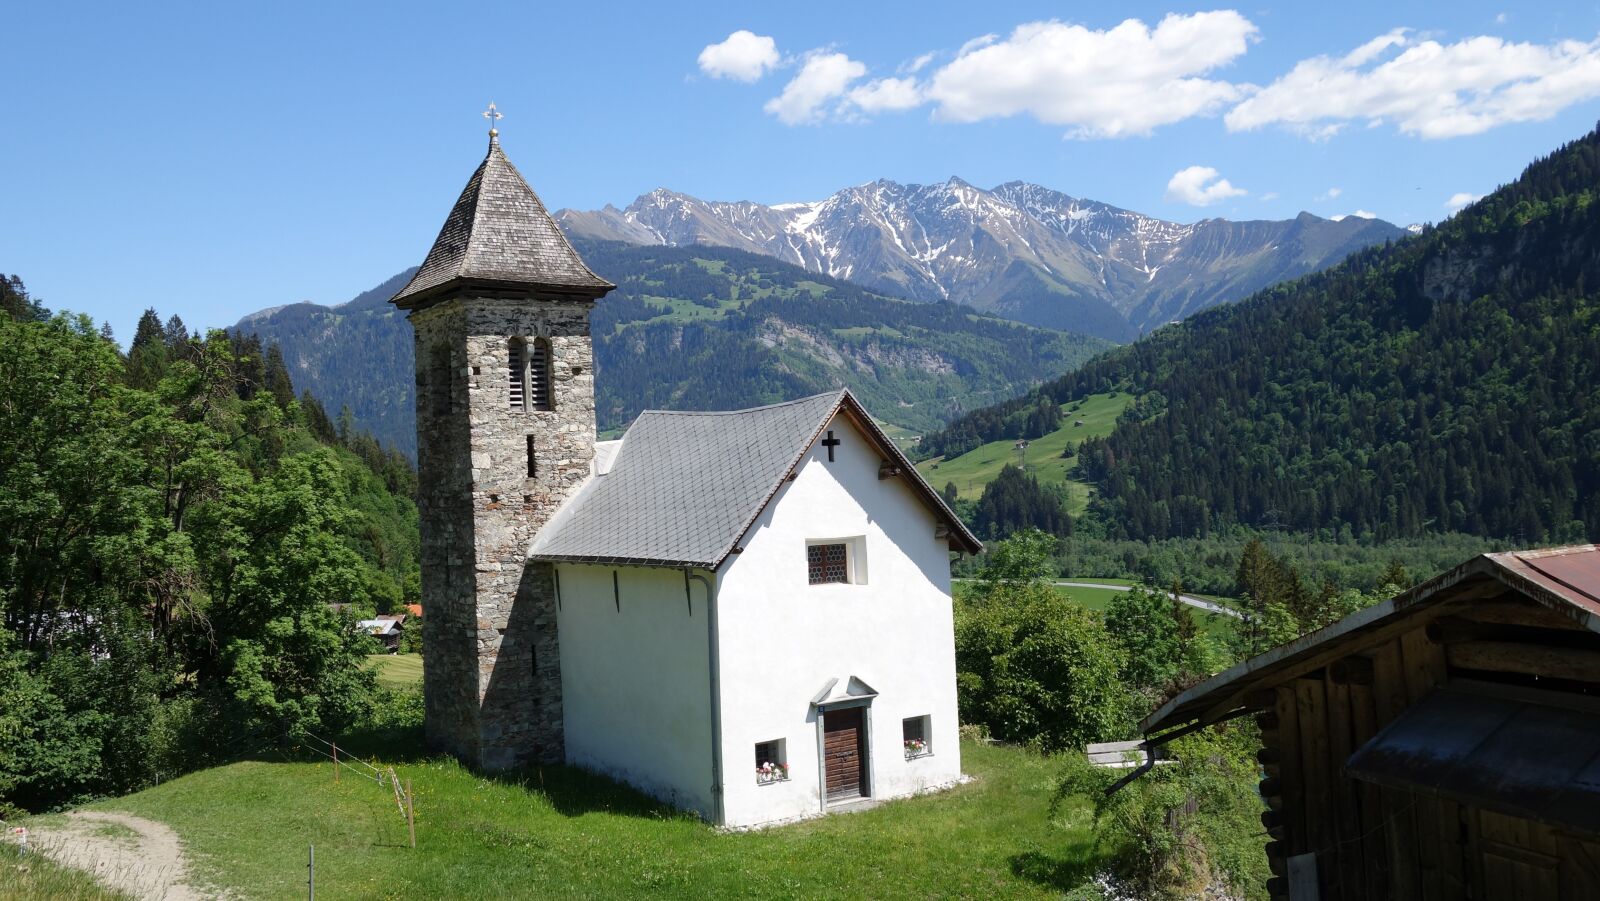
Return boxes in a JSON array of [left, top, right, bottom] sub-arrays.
[[821, 430, 841, 462]]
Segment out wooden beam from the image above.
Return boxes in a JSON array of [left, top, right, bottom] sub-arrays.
[[1447, 641, 1600, 682], [1458, 598, 1586, 631], [1427, 615, 1600, 649]]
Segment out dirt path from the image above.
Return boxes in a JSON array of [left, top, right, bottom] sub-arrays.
[[29, 810, 214, 900]]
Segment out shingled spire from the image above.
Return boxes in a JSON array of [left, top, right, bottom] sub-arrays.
[[399, 114, 608, 771], [390, 133, 613, 308]]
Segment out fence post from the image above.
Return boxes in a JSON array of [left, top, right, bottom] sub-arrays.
[[406, 779, 416, 849], [308, 843, 315, 901], [332, 741, 339, 784]]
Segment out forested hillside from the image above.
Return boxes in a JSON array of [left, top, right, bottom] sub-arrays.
[[0, 279, 419, 812], [920, 126, 1600, 544], [236, 240, 1112, 453]]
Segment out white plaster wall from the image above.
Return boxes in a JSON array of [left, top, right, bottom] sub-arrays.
[[715, 413, 963, 828], [556, 564, 714, 817]]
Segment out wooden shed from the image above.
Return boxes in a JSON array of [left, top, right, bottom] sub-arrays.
[[1139, 545, 1600, 900]]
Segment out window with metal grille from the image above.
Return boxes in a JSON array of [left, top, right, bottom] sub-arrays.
[[508, 339, 526, 411], [528, 338, 553, 411], [807, 543, 849, 585]]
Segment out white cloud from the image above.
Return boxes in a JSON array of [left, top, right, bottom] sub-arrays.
[[1259, 191, 1280, 201], [902, 52, 937, 74], [698, 30, 781, 82], [1165, 166, 1248, 206], [764, 52, 867, 124], [1446, 192, 1484, 211], [1495, 13, 1509, 25], [925, 12, 1259, 138], [1226, 29, 1600, 139], [957, 34, 999, 57], [1317, 187, 1344, 201], [848, 77, 924, 114]]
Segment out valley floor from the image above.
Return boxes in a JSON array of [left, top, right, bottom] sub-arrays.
[[13, 739, 1102, 899]]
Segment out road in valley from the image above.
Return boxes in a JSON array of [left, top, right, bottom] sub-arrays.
[[1050, 581, 1243, 619], [957, 578, 1243, 619]]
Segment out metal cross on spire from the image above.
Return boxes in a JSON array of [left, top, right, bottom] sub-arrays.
[[482, 101, 502, 137]]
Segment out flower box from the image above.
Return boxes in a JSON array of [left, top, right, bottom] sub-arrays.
[[904, 738, 929, 759], [756, 761, 789, 785]]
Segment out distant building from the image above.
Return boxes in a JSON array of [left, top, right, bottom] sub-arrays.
[[356, 618, 403, 653], [1137, 545, 1600, 899], [389, 125, 979, 828]]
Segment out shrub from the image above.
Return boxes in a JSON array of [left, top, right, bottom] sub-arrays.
[[1056, 721, 1269, 900]]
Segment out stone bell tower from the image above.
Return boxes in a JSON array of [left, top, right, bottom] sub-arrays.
[[390, 118, 613, 769]]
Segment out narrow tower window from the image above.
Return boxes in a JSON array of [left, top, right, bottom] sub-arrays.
[[527, 435, 537, 478], [508, 339, 526, 411], [528, 338, 553, 411]]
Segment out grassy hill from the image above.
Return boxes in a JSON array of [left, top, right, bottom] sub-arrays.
[[916, 391, 1134, 510], [30, 740, 1101, 899]]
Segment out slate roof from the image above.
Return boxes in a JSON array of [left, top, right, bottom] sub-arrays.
[[391, 136, 613, 308], [528, 389, 981, 568]]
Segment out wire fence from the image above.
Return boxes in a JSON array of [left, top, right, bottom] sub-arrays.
[[294, 731, 386, 784], [292, 728, 417, 849]]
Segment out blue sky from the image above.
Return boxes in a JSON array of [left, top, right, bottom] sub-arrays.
[[5, 1, 1600, 338]]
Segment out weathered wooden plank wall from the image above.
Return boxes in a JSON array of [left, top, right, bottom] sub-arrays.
[[1261, 617, 1600, 900]]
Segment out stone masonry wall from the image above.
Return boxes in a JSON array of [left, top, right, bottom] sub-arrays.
[[413, 293, 597, 770], [412, 300, 480, 762]]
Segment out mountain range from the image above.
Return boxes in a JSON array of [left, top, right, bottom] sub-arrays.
[[233, 240, 1111, 456], [919, 128, 1600, 543], [557, 178, 1410, 341]]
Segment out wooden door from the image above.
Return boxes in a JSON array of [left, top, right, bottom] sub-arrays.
[[823, 707, 867, 801]]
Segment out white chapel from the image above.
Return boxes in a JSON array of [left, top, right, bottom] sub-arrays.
[[391, 122, 979, 829]]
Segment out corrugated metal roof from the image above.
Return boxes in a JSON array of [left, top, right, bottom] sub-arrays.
[[1346, 683, 1600, 836], [528, 389, 981, 568], [391, 136, 613, 308], [1142, 545, 1600, 734]]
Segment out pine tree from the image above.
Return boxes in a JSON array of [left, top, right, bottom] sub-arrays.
[[0, 274, 47, 322], [163, 314, 189, 349], [125, 308, 171, 390], [1376, 559, 1411, 593], [131, 308, 164, 349], [264, 344, 296, 410]]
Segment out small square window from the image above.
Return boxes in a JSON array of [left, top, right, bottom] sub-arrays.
[[755, 739, 788, 785], [807, 543, 849, 585], [903, 715, 931, 759]]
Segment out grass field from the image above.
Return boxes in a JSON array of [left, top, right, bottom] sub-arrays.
[[955, 578, 1238, 643], [0, 845, 130, 901], [367, 653, 423, 688], [915, 391, 1135, 510], [57, 740, 1102, 899]]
